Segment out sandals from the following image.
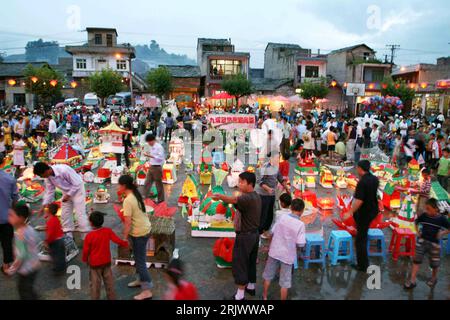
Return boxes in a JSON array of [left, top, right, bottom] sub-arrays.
[[403, 281, 417, 290], [426, 279, 437, 287]]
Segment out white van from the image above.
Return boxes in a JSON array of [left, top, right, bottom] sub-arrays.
[[84, 93, 100, 107]]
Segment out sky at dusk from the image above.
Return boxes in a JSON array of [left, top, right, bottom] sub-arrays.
[[0, 0, 449, 67]]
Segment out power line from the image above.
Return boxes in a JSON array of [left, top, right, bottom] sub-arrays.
[[386, 44, 400, 65]]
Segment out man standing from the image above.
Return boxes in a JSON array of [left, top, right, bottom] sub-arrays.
[[347, 160, 379, 272], [47, 115, 57, 145], [143, 134, 165, 203], [0, 154, 18, 274], [33, 162, 90, 239], [30, 111, 41, 136], [212, 172, 261, 300]]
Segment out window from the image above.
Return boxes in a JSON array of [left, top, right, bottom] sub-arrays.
[[363, 52, 371, 61], [209, 59, 242, 76], [106, 34, 113, 47], [117, 60, 127, 70], [371, 69, 384, 82], [297, 65, 302, 79], [305, 66, 319, 78], [76, 58, 87, 69], [95, 34, 102, 45]]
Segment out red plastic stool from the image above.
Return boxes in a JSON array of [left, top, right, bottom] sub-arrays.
[[389, 228, 416, 261]]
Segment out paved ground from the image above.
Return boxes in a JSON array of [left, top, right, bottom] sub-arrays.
[[0, 157, 449, 300]]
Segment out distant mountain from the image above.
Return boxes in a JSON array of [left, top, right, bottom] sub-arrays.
[[3, 39, 196, 71], [135, 40, 196, 68]]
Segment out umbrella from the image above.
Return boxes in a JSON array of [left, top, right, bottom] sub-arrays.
[[56, 102, 65, 108], [210, 92, 235, 100]]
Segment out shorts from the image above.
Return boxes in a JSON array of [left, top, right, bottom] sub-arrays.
[[413, 238, 441, 269], [328, 145, 335, 151], [262, 256, 293, 289]]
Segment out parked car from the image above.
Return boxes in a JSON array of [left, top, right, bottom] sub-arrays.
[[84, 93, 101, 107], [107, 92, 132, 111]]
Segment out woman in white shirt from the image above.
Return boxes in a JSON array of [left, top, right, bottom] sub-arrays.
[[370, 124, 379, 148]]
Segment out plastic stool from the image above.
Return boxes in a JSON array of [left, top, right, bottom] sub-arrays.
[[327, 230, 354, 266], [302, 234, 326, 269], [367, 229, 387, 262], [389, 228, 416, 261], [439, 236, 450, 257], [212, 152, 224, 166]]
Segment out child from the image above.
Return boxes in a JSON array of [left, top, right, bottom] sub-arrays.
[[327, 127, 337, 160], [274, 193, 292, 223], [411, 168, 431, 216], [437, 148, 450, 191], [12, 134, 26, 177], [262, 199, 306, 300], [82, 211, 128, 300], [2, 120, 12, 151], [163, 259, 199, 300], [44, 203, 66, 274], [6, 204, 41, 300], [404, 198, 449, 289]]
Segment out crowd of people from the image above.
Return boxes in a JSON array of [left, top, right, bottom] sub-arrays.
[[0, 101, 449, 300]]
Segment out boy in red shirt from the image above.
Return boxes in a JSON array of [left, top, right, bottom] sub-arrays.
[[45, 203, 66, 274], [164, 259, 198, 300], [82, 211, 128, 300]]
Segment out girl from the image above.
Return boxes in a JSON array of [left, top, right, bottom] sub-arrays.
[[6, 204, 41, 300], [118, 175, 153, 300], [164, 259, 198, 300], [12, 134, 26, 176], [2, 120, 12, 151]]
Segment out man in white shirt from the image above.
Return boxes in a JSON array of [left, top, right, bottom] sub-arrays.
[[47, 115, 57, 145], [437, 113, 445, 123], [143, 134, 165, 203], [370, 124, 380, 147], [34, 162, 90, 239], [399, 117, 408, 137]]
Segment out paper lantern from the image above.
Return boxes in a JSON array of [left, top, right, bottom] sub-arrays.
[[317, 197, 335, 210], [50, 80, 58, 87], [420, 82, 427, 89], [8, 79, 16, 86], [162, 163, 177, 184], [70, 81, 78, 88], [31, 76, 38, 83]]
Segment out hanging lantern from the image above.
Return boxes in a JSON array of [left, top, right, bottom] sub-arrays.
[[395, 83, 400, 89], [50, 80, 58, 87], [368, 83, 375, 90], [31, 76, 38, 83], [331, 80, 337, 88], [409, 83, 416, 89], [381, 83, 388, 89], [420, 82, 428, 89], [70, 81, 78, 88], [8, 79, 16, 86]]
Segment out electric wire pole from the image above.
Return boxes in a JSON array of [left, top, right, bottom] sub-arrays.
[[386, 44, 400, 65]]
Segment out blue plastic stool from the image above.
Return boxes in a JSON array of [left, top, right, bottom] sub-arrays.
[[367, 228, 387, 262], [303, 234, 326, 269], [327, 230, 354, 266], [439, 236, 450, 257], [212, 151, 224, 166], [293, 253, 299, 270]]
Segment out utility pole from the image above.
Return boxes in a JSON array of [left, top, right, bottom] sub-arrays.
[[386, 44, 400, 66]]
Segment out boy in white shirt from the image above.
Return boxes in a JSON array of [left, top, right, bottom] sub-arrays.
[[274, 193, 292, 223], [262, 199, 306, 300]]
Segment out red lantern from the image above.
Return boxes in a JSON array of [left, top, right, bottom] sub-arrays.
[[50, 80, 58, 87], [381, 83, 388, 89], [409, 83, 416, 89], [31, 76, 38, 83], [420, 82, 428, 89], [70, 81, 78, 88], [395, 84, 400, 89], [331, 80, 337, 88], [368, 83, 375, 90], [8, 79, 16, 86]]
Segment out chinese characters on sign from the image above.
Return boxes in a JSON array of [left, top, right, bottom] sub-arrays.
[[207, 114, 256, 130]]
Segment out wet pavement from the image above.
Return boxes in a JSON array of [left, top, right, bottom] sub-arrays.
[[0, 157, 449, 300]]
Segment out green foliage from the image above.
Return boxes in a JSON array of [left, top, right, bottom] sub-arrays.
[[23, 64, 63, 102], [221, 73, 253, 102], [381, 77, 416, 102], [146, 66, 173, 107], [89, 69, 125, 100], [298, 78, 330, 104]]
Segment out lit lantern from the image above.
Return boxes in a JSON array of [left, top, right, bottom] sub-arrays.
[[8, 79, 16, 86], [317, 197, 335, 210], [331, 80, 337, 87], [368, 83, 375, 90], [395, 84, 400, 89], [409, 83, 416, 89], [31, 76, 38, 83], [162, 163, 177, 184], [70, 81, 78, 88], [115, 53, 122, 59], [297, 190, 317, 208], [50, 80, 58, 87], [381, 83, 388, 89], [420, 82, 428, 89]]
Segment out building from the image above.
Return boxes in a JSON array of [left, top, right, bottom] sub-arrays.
[[392, 57, 450, 115], [0, 61, 49, 107], [160, 65, 202, 109], [65, 27, 136, 97], [327, 44, 391, 110], [197, 38, 250, 97], [264, 43, 310, 80]]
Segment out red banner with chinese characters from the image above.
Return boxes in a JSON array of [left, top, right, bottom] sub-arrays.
[[207, 114, 256, 130]]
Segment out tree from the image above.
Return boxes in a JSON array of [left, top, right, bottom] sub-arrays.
[[146, 66, 173, 109], [89, 69, 125, 105], [381, 77, 416, 103], [221, 73, 253, 106], [23, 64, 63, 105], [298, 78, 330, 105]]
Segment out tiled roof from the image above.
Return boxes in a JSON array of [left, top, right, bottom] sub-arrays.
[[204, 51, 250, 58], [267, 43, 302, 49], [0, 62, 49, 77], [250, 68, 264, 79], [160, 65, 201, 78], [252, 78, 292, 91], [329, 43, 374, 54], [198, 38, 231, 46]]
